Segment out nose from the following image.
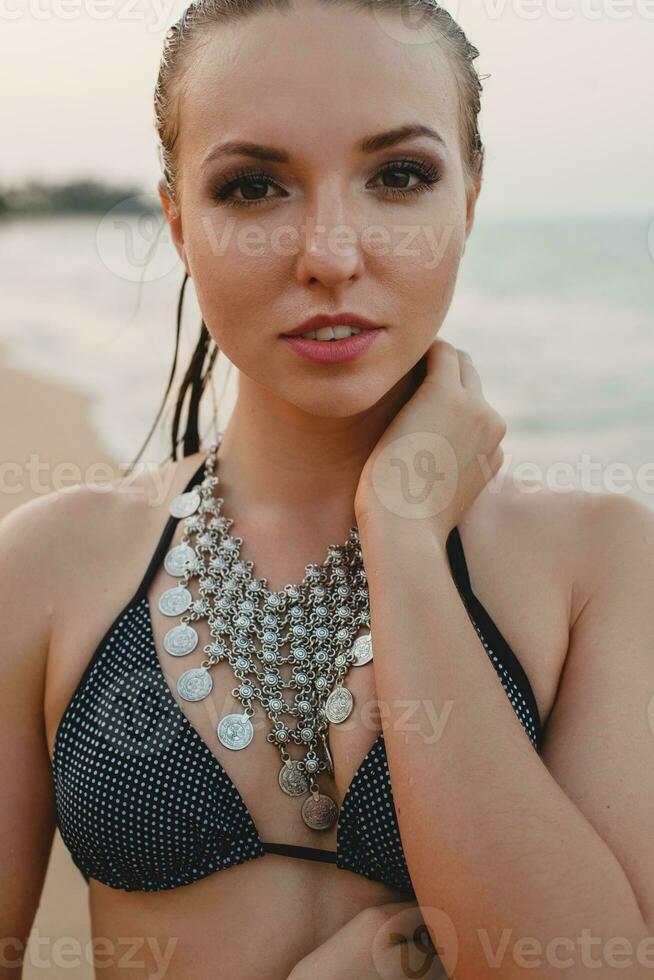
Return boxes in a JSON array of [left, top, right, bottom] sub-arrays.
[[295, 191, 365, 288]]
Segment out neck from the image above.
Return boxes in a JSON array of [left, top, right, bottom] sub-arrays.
[[214, 367, 419, 534]]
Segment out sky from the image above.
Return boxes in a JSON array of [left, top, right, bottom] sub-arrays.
[[0, 0, 652, 217]]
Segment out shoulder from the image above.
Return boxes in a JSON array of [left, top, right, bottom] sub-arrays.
[[0, 492, 66, 666], [0, 462, 153, 586], [562, 488, 654, 626], [468, 476, 585, 588], [0, 451, 206, 629], [482, 478, 654, 625]]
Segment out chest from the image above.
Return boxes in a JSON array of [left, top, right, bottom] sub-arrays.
[[47, 504, 567, 888]]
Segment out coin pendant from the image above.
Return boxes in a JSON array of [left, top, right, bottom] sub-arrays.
[[177, 667, 213, 702], [164, 543, 196, 577], [169, 489, 201, 518], [301, 791, 338, 830], [217, 712, 254, 750], [163, 623, 199, 657], [278, 759, 310, 797], [158, 586, 192, 616], [325, 685, 353, 724], [351, 632, 373, 667]]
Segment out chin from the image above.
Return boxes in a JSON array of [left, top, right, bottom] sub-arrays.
[[279, 379, 393, 420]]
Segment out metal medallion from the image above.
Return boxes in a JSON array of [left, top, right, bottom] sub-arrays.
[[351, 631, 373, 666], [278, 759, 310, 797], [177, 666, 213, 702], [325, 685, 354, 724], [163, 623, 199, 657], [169, 489, 201, 519], [158, 586, 192, 617], [217, 712, 254, 750], [301, 791, 338, 830], [164, 543, 196, 577]]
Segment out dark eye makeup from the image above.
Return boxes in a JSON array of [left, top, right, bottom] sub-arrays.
[[210, 157, 443, 209]]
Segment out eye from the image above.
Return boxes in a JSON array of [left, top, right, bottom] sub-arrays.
[[211, 167, 285, 209], [367, 158, 442, 199]]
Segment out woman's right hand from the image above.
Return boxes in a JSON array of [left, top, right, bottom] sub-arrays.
[[286, 900, 443, 980], [354, 339, 507, 546]]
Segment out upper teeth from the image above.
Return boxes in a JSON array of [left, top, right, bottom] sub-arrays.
[[299, 325, 363, 341]]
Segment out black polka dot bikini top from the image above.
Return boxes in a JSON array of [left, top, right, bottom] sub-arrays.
[[52, 455, 544, 896]]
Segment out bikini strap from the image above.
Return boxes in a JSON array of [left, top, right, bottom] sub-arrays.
[[133, 453, 208, 602], [261, 842, 337, 863], [446, 524, 543, 744], [445, 525, 473, 604]]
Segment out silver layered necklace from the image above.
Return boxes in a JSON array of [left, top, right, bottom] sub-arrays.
[[157, 433, 374, 833]]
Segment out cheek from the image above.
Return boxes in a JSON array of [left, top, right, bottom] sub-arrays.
[[387, 218, 464, 306], [184, 215, 278, 332]]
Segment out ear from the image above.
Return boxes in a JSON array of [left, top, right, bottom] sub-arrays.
[[158, 177, 190, 276]]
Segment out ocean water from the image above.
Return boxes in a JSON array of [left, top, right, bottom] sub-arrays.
[[1, 212, 652, 507]]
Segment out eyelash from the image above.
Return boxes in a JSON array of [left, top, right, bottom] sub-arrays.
[[211, 157, 442, 209]]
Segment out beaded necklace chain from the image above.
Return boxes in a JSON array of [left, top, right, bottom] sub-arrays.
[[157, 434, 374, 831]]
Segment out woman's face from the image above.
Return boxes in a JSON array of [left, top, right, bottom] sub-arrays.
[[160, 0, 479, 418]]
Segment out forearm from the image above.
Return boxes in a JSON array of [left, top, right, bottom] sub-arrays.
[[359, 518, 651, 979]]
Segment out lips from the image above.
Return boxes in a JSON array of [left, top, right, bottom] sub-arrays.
[[281, 327, 382, 363], [282, 313, 384, 337]]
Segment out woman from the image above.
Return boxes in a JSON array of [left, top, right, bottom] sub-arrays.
[[4, 1, 654, 978]]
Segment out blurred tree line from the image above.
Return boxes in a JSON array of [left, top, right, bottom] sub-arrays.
[[0, 178, 160, 218]]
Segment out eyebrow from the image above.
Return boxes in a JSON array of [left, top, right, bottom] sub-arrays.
[[200, 123, 447, 170]]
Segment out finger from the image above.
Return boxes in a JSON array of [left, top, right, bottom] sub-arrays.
[[493, 444, 505, 469], [457, 349, 484, 397], [424, 338, 463, 389], [482, 444, 505, 480]]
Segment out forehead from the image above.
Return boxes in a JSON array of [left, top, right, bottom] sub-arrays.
[[177, 0, 460, 171]]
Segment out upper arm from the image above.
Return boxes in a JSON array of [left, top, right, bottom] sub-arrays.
[[0, 493, 64, 972], [541, 491, 654, 928]]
